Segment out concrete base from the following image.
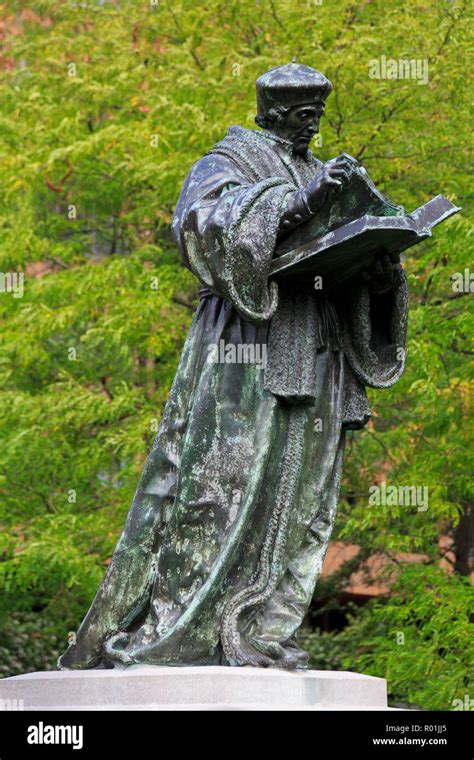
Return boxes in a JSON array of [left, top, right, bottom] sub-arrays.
[[0, 666, 390, 710]]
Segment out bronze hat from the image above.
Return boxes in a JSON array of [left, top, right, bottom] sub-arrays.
[[256, 63, 333, 117]]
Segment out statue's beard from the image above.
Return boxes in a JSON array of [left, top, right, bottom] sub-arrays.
[[292, 134, 312, 154]]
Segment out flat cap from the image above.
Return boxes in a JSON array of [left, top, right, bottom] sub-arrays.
[[256, 63, 333, 117]]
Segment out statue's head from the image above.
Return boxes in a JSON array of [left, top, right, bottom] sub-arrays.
[[255, 63, 333, 155]]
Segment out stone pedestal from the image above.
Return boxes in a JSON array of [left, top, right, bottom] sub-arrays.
[[0, 666, 390, 710]]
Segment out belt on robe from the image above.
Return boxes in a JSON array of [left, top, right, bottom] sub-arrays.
[[198, 285, 217, 300], [263, 287, 341, 405], [198, 284, 340, 406], [199, 285, 341, 404]]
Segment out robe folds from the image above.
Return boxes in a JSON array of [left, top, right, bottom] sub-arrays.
[[58, 126, 408, 671]]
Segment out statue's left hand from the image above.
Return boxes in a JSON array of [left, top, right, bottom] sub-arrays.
[[362, 252, 400, 294]]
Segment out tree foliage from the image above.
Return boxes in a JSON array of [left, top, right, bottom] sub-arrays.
[[0, 0, 471, 708]]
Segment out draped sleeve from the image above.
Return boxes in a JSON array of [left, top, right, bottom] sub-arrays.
[[172, 153, 294, 324], [339, 265, 409, 388]]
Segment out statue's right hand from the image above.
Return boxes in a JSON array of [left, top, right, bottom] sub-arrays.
[[304, 155, 354, 212]]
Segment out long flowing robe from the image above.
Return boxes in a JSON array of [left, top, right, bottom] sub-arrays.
[[58, 126, 408, 671]]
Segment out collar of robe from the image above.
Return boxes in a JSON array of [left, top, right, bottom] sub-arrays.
[[254, 128, 314, 162]]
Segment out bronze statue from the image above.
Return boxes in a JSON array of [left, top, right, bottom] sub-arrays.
[[60, 63, 452, 671]]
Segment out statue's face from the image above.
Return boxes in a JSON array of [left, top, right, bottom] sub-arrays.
[[271, 102, 324, 155]]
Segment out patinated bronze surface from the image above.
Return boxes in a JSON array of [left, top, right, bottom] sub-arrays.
[[58, 63, 411, 671]]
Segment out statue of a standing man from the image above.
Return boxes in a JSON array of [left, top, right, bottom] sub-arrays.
[[59, 64, 408, 671]]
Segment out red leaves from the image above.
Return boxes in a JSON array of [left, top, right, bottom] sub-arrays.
[[44, 162, 74, 194], [132, 24, 139, 49]]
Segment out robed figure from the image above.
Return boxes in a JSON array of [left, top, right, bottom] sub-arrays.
[[59, 64, 408, 671]]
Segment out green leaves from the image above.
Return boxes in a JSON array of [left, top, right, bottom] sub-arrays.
[[347, 565, 473, 709], [0, 0, 471, 692], [302, 564, 473, 709]]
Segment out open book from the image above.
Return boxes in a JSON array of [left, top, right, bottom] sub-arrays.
[[270, 154, 461, 288]]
